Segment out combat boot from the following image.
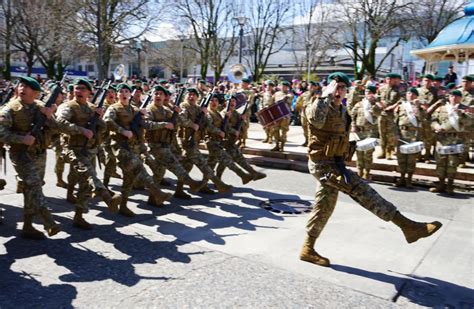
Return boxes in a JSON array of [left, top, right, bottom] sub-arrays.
[[56, 174, 67, 188], [147, 184, 172, 207], [16, 181, 24, 194], [199, 185, 216, 195], [119, 200, 136, 217], [211, 176, 233, 193], [110, 171, 122, 179], [73, 208, 92, 230], [377, 148, 386, 159], [103, 174, 110, 188], [252, 170, 267, 181], [184, 176, 207, 193], [21, 215, 46, 240], [38, 208, 61, 237], [392, 211, 442, 244], [279, 142, 285, 152], [395, 175, 406, 187], [98, 189, 121, 213], [429, 179, 446, 193], [216, 164, 225, 180], [299, 235, 330, 267], [66, 183, 76, 204], [174, 181, 192, 199], [235, 168, 254, 185], [271, 142, 280, 152], [0, 179, 6, 190], [160, 178, 172, 187], [262, 137, 269, 143], [446, 179, 455, 196], [362, 169, 371, 180], [406, 173, 414, 189]]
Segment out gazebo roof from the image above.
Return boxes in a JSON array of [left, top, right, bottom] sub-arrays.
[[411, 1, 474, 61]]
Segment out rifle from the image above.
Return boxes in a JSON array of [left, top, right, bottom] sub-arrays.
[[235, 100, 250, 133], [84, 80, 112, 169], [220, 96, 232, 138], [129, 89, 154, 139], [187, 87, 216, 147], [170, 87, 185, 126]]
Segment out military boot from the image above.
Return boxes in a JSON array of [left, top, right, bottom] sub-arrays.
[[0, 179, 6, 190], [446, 179, 455, 196], [119, 200, 136, 217], [160, 178, 172, 187], [392, 211, 442, 244], [211, 176, 233, 193], [16, 181, 24, 194], [184, 176, 207, 193], [103, 174, 110, 188], [110, 171, 122, 179], [147, 184, 172, 207], [98, 189, 121, 213], [174, 181, 192, 199], [271, 142, 280, 152], [279, 142, 285, 152], [299, 235, 330, 267], [21, 215, 46, 240], [262, 137, 269, 143], [362, 169, 371, 180], [38, 208, 61, 237], [406, 173, 414, 189], [252, 170, 267, 181], [56, 174, 67, 188], [395, 175, 406, 187], [357, 168, 364, 177], [429, 179, 446, 193], [73, 208, 92, 230], [377, 148, 386, 159], [199, 185, 216, 195], [235, 168, 254, 185], [216, 164, 225, 180], [66, 183, 76, 204]]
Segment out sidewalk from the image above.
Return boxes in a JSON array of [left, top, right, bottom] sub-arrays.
[[241, 123, 474, 190]]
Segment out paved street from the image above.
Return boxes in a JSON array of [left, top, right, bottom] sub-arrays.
[[0, 146, 473, 308]]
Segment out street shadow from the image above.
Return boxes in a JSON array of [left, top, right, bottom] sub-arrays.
[[331, 264, 474, 307]]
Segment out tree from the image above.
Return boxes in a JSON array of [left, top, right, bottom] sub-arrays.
[[242, 0, 291, 82], [74, 0, 159, 80], [149, 38, 195, 79], [333, 0, 413, 79], [178, 0, 238, 82], [0, 0, 14, 80]]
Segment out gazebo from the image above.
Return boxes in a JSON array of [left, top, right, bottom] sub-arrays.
[[411, 0, 474, 75]]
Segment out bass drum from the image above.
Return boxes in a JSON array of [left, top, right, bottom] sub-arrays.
[[256, 99, 291, 128]]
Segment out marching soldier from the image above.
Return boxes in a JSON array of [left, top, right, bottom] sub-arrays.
[[300, 72, 442, 267], [377, 73, 401, 160], [260, 80, 275, 144], [271, 80, 294, 152], [0, 76, 61, 239], [429, 90, 471, 195], [130, 85, 143, 108], [351, 86, 381, 179], [103, 85, 122, 186], [56, 78, 122, 228], [394, 88, 423, 188], [103, 83, 172, 215], [179, 88, 232, 193]]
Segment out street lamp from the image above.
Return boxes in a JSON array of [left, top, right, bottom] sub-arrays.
[[178, 35, 186, 83], [233, 16, 248, 64], [134, 40, 143, 77]]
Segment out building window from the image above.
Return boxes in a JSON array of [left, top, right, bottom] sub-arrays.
[[86, 64, 95, 72]]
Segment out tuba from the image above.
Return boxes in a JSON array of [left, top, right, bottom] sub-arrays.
[[227, 63, 250, 84], [113, 64, 127, 81]]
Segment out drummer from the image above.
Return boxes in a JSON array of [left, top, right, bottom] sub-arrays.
[[351, 85, 381, 179], [429, 90, 471, 195], [394, 88, 423, 188]]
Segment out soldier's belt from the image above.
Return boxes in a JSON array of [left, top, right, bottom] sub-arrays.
[[436, 144, 464, 155], [399, 126, 418, 131]]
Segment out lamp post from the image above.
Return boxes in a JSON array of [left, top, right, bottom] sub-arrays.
[[134, 40, 142, 77], [233, 16, 248, 64], [178, 35, 186, 83]]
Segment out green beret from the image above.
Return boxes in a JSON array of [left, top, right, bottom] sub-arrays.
[[67, 84, 74, 92], [241, 77, 251, 84], [446, 82, 456, 89], [164, 89, 171, 96], [462, 75, 474, 82], [73, 78, 92, 91], [450, 90, 463, 97], [153, 85, 167, 94], [265, 80, 275, 86], [408, 87, 419, 96], [135, 79, 142, 84], [116, 83, 132, 92], [384, 73, 402, 79], [131, 85, 143, 92], [143, 82, 149, 86], [108, 85, 117, 92], [328, 72, 350, 87], [354, 80, 362, 85], [309, 81, 319, 86], [19, 76, 42, 91], [280, 81, 291, 87], [366, 86, 377, 94], [422, 74, 434, 81], [187, 87, 199, 95], [198, 79, 206, 84], [433, 76, 444, 82], [159, 79, 167, 84]]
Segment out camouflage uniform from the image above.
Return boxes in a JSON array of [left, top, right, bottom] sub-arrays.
[[377, 85, 401, 158], [430, 102, 470, 194], [417, 86, 438, 161], [102, 97, 120, 186], [0, 97, 60, 235], [238, 89, 254, 148], [459, 89, 474, 166], [271, 90, 294, 151], [298, 90, 313, 147], [346, 87, 365, 117], [351, 97, 381, 178], [394, 100, 422, 187], [304, 95, 397, 241], [260, 90, 274, 143]]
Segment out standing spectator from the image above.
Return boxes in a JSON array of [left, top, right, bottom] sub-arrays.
[[444, 66, 458, 86]]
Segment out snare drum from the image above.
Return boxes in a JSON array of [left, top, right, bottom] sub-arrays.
[[399, 141, 424, 154], [256, 99, 291, 127], [356, 138, 378, 151], [436, 144, 464, 155]]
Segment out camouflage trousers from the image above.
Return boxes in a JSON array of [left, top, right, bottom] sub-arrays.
[[103, 143, 118, 178], [9, 150, 50, 215], [63, 146, 107, 211], [113, 143, 155, 198], [305, 159, 397, 239], [53, 140, 66, 176], [223, 140, 255, 173], [207, 140, 244, 174], [149, 143, 188, 182], [396, 152, 418, 174], [271, 117, 291, 144], [239, 121, 249, 145], [301, 115, 309, 144], [378, 114, 397, 152], [181, 145, 215, 179], [420, 121, 436, 156], [356, 149, 374, 170], [435, 153, 459, 179]]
